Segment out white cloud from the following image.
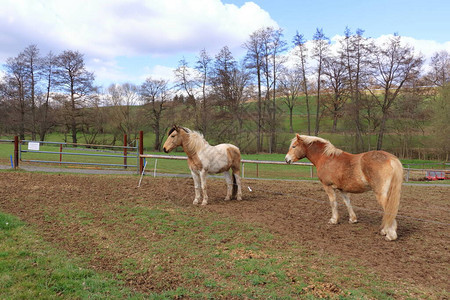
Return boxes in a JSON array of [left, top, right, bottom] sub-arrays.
[[0, 0, 277, 61], [143, 65, 176, 82], [330, 34, 450, 61]]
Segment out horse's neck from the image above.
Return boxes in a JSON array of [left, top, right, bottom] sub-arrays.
[[180, 131, 205, 158], [305, 142, 328, 166]]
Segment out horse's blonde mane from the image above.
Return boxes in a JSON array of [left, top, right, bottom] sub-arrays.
[[298, 135, 343, 156], [185, 129, 208, 154]]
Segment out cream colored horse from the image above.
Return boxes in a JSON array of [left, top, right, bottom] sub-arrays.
[[285, 134, 403, 241], [163, 125, 242, 205]]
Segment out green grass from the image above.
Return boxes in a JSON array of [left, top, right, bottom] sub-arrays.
[[0, 211, 144, 299], [0, 203, 440, 299]]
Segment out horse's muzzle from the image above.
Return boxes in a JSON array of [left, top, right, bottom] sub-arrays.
[[163, 147, 168, 153], [285, 155, 292, 164]]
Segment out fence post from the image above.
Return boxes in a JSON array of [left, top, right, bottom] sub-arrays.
[[124, 134, 128, 169], [406, 168, 410, 182], [14, 136, 19, 169], [139, 131, 144, 174], [59, 144, 63, 165]]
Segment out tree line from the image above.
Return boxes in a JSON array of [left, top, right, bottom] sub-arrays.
[[1, 27, 449, 158]]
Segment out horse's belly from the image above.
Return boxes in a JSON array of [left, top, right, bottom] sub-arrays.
[[323, 176, 370, 193], [199, 155, 229, 174], [338, 183, 371, 193]]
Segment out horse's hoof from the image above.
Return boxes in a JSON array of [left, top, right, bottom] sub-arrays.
[[328, 218, 338, 225], [224, 197, 231, 201], [193, 199, 200, 205], [380, 229, 387, 236], [384, 233, 397, 241], [349, 218, 358, 224], [383, 229, 397, 241], [201, 201, 208, 206], [237, 197, 242, 201]]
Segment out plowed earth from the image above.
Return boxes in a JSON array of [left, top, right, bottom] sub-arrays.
[[1, 172, 449, 294]]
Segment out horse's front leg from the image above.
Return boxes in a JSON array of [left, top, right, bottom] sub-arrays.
[[323, 185, 339, 224], [341, 192, 357, 223], [199, 170, 208, 205], [191, 171, 202, 205]]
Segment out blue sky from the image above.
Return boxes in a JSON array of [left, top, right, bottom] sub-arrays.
[[1, 0, 449, 88], [231, 0, 450, 43]]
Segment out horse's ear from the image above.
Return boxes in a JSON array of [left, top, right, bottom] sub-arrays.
[[296, 134, 302, 141], [168, 125, 178, 136]]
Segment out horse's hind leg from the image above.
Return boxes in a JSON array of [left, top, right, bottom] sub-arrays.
[[323, 185, 339, 224], [341, 192, 357, 223], [376, 189, 398, 241], [223, 171, 233, 201], [231, 169, 242, 201]]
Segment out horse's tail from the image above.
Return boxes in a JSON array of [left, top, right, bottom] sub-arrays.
[[381, 157, 403, 237], [229, 146, 241, 200], [232, 173, 238, 199]]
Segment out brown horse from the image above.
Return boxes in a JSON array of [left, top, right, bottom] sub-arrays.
[[163, 125, 242, 205], [285, 134, 403, 241]]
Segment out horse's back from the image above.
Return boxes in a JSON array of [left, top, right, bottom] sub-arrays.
[[317, 150, 401, 193], [198, 143, 240, 174]]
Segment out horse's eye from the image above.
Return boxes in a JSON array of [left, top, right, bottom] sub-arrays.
[[292, 145, 296, 149]]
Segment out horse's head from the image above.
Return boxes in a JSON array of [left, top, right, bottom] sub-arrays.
[[285, 134, 307, 164], [163, 125, 183, 153]]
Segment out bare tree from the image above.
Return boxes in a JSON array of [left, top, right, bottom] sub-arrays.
[[140, 78, 170, 151], [279, 66, 303, 133], [54, 50, 96, 144], [268, 28, 287, 152], [211, 47, 251, 144], [4, 52, 27, 139], [244, 27, 274, 152], [211, 46, 237, 107], [311, 28, 330, 136], [339, 28, 372, 151], [80, 94, 106, 144], [106, 83, 141, 144], [22, 45, 42, 140], [426, 50, 450, 87], [322, 54, 348, 132], [174, 58, 199, 129], [38, 51, 57, 141], [0, 76, 9, 135], [369, 34, 423, 150], [195, 49, 213, 135], [293, 32, 311, 135], [243, 27, 269, 152]]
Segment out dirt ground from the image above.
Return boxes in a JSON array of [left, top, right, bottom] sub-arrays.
[[1, 171, 449, 294]]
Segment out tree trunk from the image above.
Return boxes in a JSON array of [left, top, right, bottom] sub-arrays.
[[289, 106, 294, 133], [377, 113, 388, 150]]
